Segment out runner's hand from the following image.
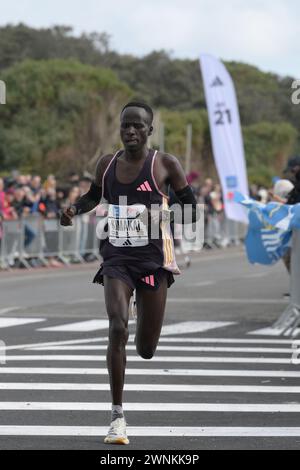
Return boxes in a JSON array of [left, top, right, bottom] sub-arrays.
[[60, 206, 77, 226]]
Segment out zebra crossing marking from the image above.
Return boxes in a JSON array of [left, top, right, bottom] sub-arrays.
[[0, 318, 45, 329], [25, 345, 294, 353], [0, 367, 299, 377], [1, 402, 300, 412], [37, 319, 135, 333], [2, 355, 294, 363], [38, 319, 135, 333], [37, 320, 120, 332], [0, 383, 299, 392], [0, 426, 300, 437], [143, 337, 297, 344], [4, 315, 299, 343], [6, 336, 109, 351], [7, 336, 298, 352], [248, 327, 300, 337], [1, 325, 300, 442], [160, 321, 236, 335], [37, 320, 235, 334]]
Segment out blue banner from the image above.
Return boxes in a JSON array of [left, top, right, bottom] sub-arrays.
[[234, 192, 300, 265]]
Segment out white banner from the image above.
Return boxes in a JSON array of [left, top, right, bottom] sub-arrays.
[[200, 54, 249, 223]]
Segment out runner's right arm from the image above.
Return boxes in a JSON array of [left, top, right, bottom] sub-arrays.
[[60, 154, 113, 226]]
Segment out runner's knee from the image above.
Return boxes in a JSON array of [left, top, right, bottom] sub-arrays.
[[136, 345, 155, 360], [109, 318, 129, 345]]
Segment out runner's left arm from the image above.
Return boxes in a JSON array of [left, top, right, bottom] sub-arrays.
[[164, 154, 201, 224], [60, 154, 111, 226]]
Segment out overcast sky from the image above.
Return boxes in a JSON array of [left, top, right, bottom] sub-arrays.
[[1, 0, 299, 77]]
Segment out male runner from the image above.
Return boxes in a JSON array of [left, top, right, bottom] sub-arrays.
[[60, 102, 199, 445]]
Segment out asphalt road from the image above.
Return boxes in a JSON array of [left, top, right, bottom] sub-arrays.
[[0, 246, 299, 450]]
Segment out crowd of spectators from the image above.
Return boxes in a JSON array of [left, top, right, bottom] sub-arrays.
[[1, 156, 298, 272], [187, 174, 271, 248], [0, 170, 236, 261], [0, 172, 94, 267], [0, 172, 92, 223], [0, 169, 258, 268]]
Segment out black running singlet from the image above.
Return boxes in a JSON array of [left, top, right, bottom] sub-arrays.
[[99, 148, 180, 274]]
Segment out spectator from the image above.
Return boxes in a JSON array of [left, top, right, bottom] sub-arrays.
[[68, 172, 80, 187], [0, 177, 5, 216], [65, 186, 81, 207], [56, 188, 68, 212], [0, 177, 5, 241], [11, 187, 32, 218], [257, 186, 269, 204], [30, 175, 42, 194], [43, 174, 57, 192], [42, 188, 61, 219], [1, 191, 18, 220], [206, 183, 225, 248], [285, 156, 300, 204], [271, 179, 295, 279]]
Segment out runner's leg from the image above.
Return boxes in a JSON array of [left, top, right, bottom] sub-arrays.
[[135, 275, 168, 359], [104, 277, 133, 405]]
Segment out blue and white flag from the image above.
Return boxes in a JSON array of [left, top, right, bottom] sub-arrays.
[[234, 192, 300, 265]]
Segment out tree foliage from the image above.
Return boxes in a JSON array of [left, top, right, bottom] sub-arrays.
[[0, 24, 299, 185], [0, 59, 131, 175], [243, 122, 297, 186]]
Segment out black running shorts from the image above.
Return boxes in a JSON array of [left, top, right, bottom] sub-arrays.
[[93, 264, 174, 291]]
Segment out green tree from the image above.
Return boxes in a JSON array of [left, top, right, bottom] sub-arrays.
[[244, 121, 298, 186], [0, 59, 131, 175]]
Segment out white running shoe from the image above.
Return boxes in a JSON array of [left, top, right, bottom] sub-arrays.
[[104, 417, 129, 445]]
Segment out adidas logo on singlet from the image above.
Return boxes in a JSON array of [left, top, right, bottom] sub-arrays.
[[123, 240, 133, 246], [137, 181, 152, 192]]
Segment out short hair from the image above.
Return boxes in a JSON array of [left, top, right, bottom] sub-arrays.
[[121, 101, 153, 125]]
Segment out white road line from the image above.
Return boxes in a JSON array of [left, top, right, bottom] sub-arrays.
[[37, 321, 236, 336], [27, 345, 294, 354], [1, 426, 300, 436], [6, 337, 109, 351], [7, 336, 298, 352], [140, 337, 297, 345], [0, 368, 299, 378], [0, 318, 45, 329], [38, 320, 134, 332], [160, 321, 235, 336], [167, 298, 288, 304], [3, 355, 294, 364], [0, 383, 299, 393], [248, 327, 300, 337], [1, 402, 300, 412]]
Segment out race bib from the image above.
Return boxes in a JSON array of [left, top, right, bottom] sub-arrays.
[[108, 204, 149, 247]]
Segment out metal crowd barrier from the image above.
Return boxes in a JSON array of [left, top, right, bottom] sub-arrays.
[[272, 229, 300, 336], [0, 214, 101, 270], [204, 214, 246, 248], [0, 212, 246, 270]]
